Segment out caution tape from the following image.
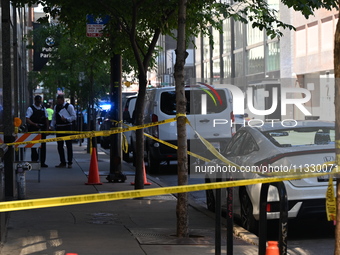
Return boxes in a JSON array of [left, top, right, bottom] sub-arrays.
[[3, 116, 340, 218], [143, 133, 211, 162], [6, 117, 178, 147], [0, 170, 336, 213], [326, 176, 336, 221]]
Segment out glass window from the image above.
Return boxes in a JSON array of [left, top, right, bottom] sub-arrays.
[[160, 89, 228, 115], [222, 19, 231, 55], [295, 26, 306, 57], [204, 61, 211, 79], [266, 42, 280, 72], [247, 22, 263, 46], [307, 22, 318, 54], [321, 18, 333, 52], [212, 27, 220, 58], [224, 131, 246, 156], [247, 46, 264, 74], [234, 21, 244, 50], [196, 64, 202, 79], [240, 133, 258, 155], [234, 52, 244, 78], [203, 35, 210, 61], [213, 59, 220, 81], [195, 37, 202, 63], [223, 55, 232, 78], [263, 127, 335, 147]]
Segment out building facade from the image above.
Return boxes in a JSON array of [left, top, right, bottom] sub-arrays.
[[155, 3, 337, 122]]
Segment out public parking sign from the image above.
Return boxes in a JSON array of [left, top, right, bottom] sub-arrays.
[[86, 15, 110, 37]]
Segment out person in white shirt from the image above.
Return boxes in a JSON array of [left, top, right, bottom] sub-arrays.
[[50, 95, 76, 168]]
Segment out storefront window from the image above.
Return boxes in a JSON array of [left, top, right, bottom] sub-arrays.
[[266, 42, 280, 72], [247, 46, 264, 74]]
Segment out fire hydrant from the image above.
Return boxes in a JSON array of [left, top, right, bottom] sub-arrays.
[[16, 162, 32, 199]]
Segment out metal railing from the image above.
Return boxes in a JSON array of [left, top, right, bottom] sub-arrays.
[[258, 182, 288, 255]]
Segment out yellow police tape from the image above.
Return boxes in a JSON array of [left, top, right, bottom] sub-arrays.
[[326, 176, 336, 221], [0, 170, 336, 213], [3, 116, 339, 219], [6, 117, 178, 147]]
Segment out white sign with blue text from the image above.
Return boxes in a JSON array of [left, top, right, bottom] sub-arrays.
[[86, 15, 110, 37]]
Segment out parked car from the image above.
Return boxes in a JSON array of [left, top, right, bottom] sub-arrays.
[[131, 84, 234, 173], [204, 120, 336, 233]]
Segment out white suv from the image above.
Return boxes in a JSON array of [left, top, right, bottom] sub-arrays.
[[133, 85, 234, 173]]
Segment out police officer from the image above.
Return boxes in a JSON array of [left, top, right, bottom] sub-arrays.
[[51, 95, 76, 168], [25, 95, 49, 167]]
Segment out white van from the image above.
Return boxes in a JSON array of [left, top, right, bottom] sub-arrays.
[[136, 84, 234, 173], [122, 95, 137, 161]]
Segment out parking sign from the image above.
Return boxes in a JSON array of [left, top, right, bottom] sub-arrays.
[[86, 15, 110, 37]]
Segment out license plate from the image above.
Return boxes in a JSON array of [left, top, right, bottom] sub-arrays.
[[318, 175, 330, 182], [318, 175, 337, 182]]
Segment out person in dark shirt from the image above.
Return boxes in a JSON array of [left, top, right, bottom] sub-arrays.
[[50, 95, 77, 168], [25, 95, 49, 167]]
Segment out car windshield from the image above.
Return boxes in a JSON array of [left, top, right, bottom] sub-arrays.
[[262, 127, 335, 147]]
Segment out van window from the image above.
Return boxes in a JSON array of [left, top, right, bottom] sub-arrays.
[[160, 89, 228, 115]]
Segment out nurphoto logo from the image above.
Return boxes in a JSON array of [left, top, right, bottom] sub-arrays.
[[197, 82, 313, 128]]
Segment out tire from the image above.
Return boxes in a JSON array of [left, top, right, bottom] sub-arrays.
[[240, 188, 258, 234], [205, 178, 216, 212], [147, 150, 160, 174]]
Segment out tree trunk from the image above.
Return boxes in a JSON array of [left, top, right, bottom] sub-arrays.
[[133, 73, 148, 190], [174, 0, 189, 237], [334, 9, 340, 255]]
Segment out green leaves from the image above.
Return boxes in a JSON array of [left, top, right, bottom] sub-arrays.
[[281, 0, 338, 18]]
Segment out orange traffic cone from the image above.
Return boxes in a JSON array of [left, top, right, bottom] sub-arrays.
[[131, 161, 151, 185], [85, 147, 102, 185], [266, 241, 279, 255]]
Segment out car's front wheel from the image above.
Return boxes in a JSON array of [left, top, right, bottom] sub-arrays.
[[240, 188, 258, 234]]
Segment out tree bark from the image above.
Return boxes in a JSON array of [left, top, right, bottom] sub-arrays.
[[334, 8, 340, 255], [174, 0, 189, 237], [134, 74, 147, 189]]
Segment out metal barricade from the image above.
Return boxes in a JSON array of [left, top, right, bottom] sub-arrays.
[[214, 178, 233, 255], [258, 182, 288, 255]]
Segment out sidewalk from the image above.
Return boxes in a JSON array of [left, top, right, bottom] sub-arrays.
[[0, 141, 257, 255]]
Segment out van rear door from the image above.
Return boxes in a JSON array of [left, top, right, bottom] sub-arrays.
[[186, 87, 233, 153]]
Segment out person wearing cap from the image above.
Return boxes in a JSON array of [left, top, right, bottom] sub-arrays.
[[25, 95, 49, 167], [50, 95, 77, 168]]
